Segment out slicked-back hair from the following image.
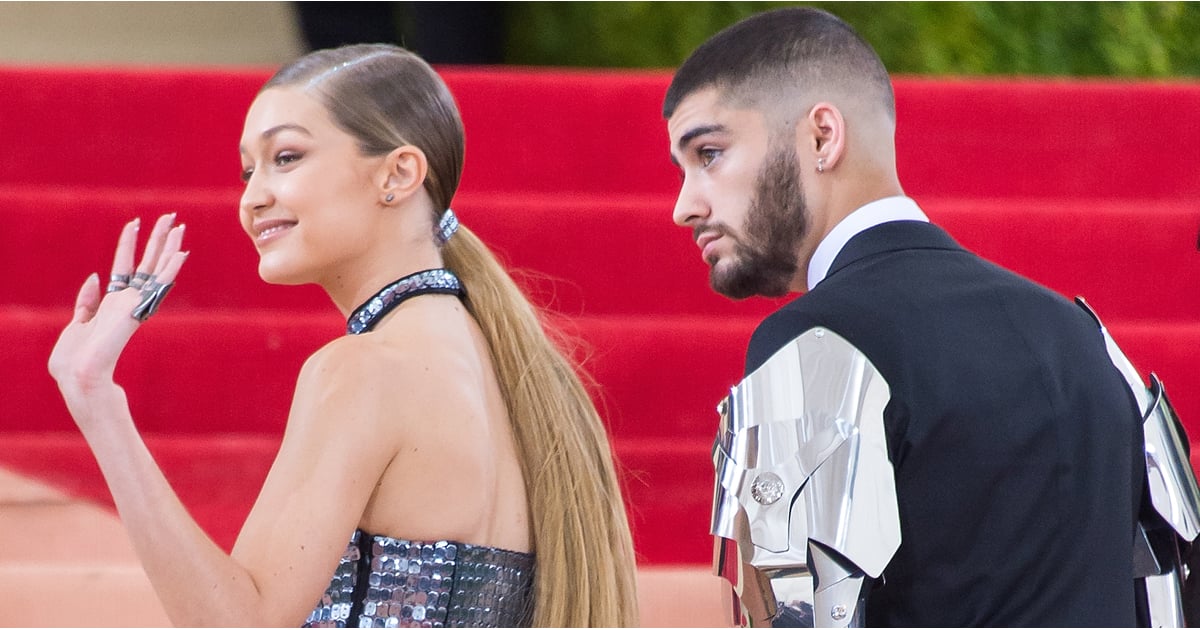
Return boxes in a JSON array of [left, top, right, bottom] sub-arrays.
[[663, 7, 894, 122], [264, 44, 463, 213]]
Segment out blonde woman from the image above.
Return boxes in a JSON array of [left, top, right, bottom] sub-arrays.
[[48, 44, 638, 627]]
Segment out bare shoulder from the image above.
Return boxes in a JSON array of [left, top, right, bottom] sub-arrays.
[[289, 330, 460, 437], [295, 334, 391, 392]]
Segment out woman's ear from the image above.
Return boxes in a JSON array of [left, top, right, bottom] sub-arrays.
[[379, 145, 428, 205]]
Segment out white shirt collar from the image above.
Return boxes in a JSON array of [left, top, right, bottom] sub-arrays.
[[806, 195, 929, 291]]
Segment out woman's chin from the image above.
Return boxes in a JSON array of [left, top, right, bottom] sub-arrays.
[[257, 260, 309, 286]]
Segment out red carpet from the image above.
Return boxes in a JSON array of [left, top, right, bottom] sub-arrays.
[[2, 65, 1198, 565]]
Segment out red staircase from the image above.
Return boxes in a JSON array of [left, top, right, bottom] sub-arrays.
[[2, 66, 1199, 571]]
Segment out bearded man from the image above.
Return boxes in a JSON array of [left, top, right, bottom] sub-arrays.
[[665, 7, 1194, 627]]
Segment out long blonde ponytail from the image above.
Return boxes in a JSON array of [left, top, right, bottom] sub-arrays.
[[443, 226, 639, 627]]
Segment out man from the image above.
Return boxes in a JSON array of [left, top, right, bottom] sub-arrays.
[[664, 7, 1154, 626]]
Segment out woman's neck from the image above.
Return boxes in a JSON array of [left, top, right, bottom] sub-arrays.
[[322, 234, 446, 318]]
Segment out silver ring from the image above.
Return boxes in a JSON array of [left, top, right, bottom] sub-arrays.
[[107, 273, 131, 293], [129, 271, 153, 290], [130, 281, 173, 322]]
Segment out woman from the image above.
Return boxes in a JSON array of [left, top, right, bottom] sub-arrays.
[[48, 44, 639, 627]]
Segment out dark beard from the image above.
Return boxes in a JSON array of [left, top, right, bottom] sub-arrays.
[[710, 144, 808, 299]]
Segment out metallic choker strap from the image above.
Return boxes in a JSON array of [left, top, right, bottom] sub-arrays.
[[435, 208, 459, 246], [346, 268, 463, 335]]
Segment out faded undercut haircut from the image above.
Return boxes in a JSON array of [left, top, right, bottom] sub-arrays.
[[663, 7, 894, 124]]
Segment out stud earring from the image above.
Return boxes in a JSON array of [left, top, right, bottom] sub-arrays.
[[817, 158, 826, 174], [385, 193, 395, 203]]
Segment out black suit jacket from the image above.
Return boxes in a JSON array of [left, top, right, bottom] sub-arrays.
[[746, 221, 1144, 627]]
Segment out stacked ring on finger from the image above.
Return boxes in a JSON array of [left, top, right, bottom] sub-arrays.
[[107, 273, 131, 294], [131, 279, 174, 322], [129, 271, 153, 290]]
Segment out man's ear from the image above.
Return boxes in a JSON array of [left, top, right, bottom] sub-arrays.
[[379, 145, 428, 205], [800, 102, 846, 173]]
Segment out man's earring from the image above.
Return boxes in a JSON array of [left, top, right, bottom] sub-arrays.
[[817, 158, 826, 174], [385, 193, 395, 203]]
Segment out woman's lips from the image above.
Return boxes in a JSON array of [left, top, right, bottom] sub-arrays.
[[253, 220, 296, 245]]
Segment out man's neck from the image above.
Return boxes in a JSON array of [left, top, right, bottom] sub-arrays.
[[802, 195, 928, 291]]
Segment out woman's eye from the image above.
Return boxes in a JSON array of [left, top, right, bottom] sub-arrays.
[[274, 151, 302, 167], [698, 148, 719, 167], [240, 167, 253, 184]]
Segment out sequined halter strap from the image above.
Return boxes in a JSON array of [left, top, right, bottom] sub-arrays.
[[346, 268, 464, 335]]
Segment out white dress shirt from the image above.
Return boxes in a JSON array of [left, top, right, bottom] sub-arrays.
[[806, 196, 930, 291]]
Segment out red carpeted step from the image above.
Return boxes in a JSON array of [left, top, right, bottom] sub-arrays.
[[922, 197, 1200, 322], [0, 185, 787, 317], [1, 306, 337, 434], [6, 307, 1199, 566], [6, 423, 1200, 567], [894, 78, 1200, 200], [0, 306, 756, 441], [6, 304, 1200, 440], [3, 67, 1198, 199], [0, 432, 716, 565], [0, 185, 331, 312], [0, 66, 263, 190], [3, 186, 1197, 320]]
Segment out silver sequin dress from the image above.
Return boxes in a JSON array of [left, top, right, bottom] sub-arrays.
[[303, 529, 535, 628]]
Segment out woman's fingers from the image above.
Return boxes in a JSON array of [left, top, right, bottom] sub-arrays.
[[155, 251, 190, 286], [86, 214, 185, 322], [151, 225, 186, 278], [73, 273, 102, 324], [133, 214, 176, 283], [128, 222, 187, 323], [108, 218, 140, 284], [51, 215, 186, 391]]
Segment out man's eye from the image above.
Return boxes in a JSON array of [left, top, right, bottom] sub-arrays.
[[698, 148, 719, 167]]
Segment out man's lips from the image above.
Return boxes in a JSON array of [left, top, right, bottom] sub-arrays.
[[696, 231, 721, 262]]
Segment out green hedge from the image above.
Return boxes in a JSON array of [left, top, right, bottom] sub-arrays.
[[503, 2, 1200, 77]]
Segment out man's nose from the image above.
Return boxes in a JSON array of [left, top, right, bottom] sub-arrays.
[[672, 177, 708, 227]]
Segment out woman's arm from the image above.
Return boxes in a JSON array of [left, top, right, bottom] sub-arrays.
[[48, 215, 400, 626], [67, 386, 270, 626]]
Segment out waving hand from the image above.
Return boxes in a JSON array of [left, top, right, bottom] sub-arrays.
[[49, 213, 188, 412]]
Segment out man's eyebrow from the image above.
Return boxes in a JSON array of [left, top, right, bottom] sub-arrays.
[[677, 124, 727, 153], [239, 123, 312, 153], [670, 123, 727, 168]]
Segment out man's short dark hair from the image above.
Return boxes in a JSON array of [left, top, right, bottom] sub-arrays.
[[663, 7, 894, 121]]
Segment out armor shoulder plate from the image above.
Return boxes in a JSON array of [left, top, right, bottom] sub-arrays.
[[711, 326, 900, 627]]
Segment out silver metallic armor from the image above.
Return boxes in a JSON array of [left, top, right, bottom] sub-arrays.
[[304, 529, 535, 628], [1077, 298, 1200, 628], [711, 327, 901, 627], [713, 302, 1199, 627]]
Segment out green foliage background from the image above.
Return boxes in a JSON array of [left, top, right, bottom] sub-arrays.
[[501, 2, 1200, 77]]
